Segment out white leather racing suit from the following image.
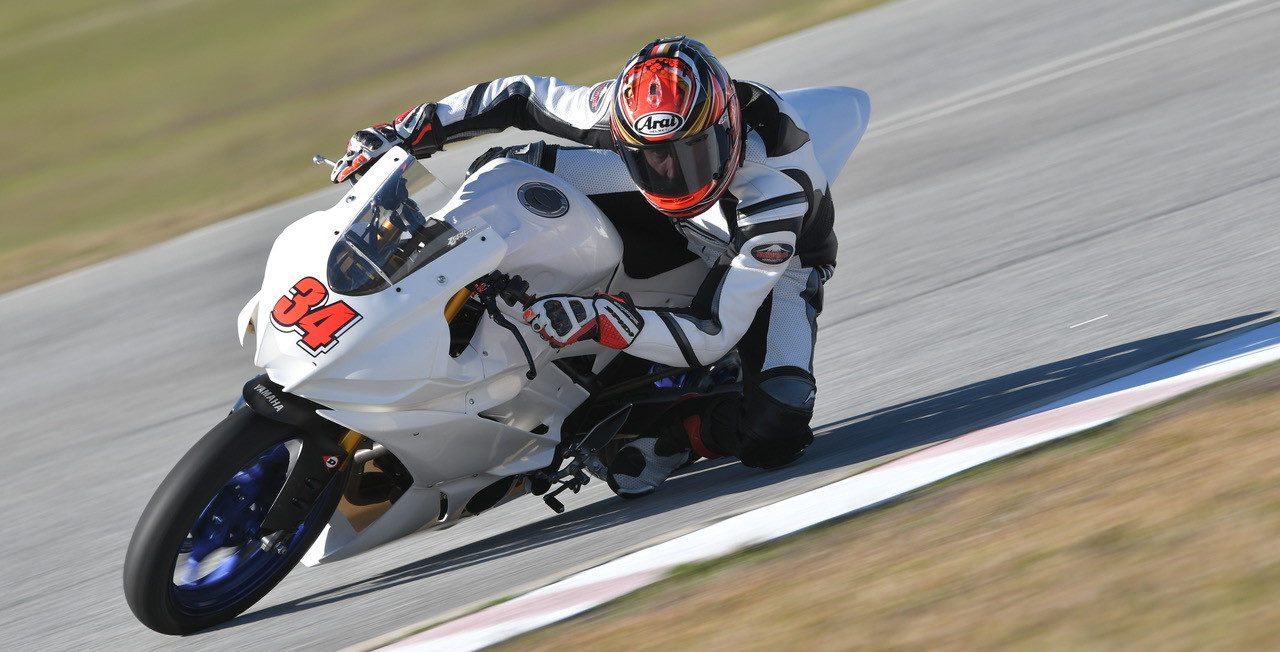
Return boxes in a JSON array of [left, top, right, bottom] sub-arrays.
[[425, 74, 839, 467]]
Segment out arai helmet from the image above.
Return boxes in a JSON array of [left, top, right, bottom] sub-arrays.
[[610, 37, 742, 218]]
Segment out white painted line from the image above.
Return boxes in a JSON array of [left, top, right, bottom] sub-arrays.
[[378, 321, 1280, 651], [1069, 315, 1109, 329]]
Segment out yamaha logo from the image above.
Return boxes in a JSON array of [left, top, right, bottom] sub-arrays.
[[632, 111, 684, 137], [252, 384, 285, 412]]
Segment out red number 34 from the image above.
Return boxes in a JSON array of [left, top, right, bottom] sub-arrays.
[[270, 277, 361, 355]]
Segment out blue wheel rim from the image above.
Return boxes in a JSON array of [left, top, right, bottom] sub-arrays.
[[168, 440, 339, 615]]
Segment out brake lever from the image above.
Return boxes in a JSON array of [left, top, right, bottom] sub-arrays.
[[477, 291, 537, 380], [313, 154, 358, 186]]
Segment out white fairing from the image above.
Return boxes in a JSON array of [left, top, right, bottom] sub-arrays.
[[779, 86, 870, 183], [242, 150, 620, 564], [239, 85, 866, 565], [250, 154, 620, 411]]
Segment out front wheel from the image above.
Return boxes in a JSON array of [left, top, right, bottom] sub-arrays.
[[123, 408, 347, 634]]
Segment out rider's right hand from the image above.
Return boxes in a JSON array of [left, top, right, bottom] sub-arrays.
[[331, 103, 443, 184], [523, 293, 644, 350]]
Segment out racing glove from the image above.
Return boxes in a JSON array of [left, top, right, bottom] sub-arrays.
[[331, 103, 443, 183], [523, 293, 644, 350], [331, 125, 400, 183]]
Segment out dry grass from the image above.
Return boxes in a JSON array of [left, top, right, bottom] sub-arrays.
[[499, 368, 1280, 651], [0, 0, 887, 293]]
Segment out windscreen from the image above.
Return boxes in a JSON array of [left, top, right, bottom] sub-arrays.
[[327, 160, 464, 295]]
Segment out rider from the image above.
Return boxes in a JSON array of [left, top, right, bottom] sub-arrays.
[[333, 37, 838, 498]]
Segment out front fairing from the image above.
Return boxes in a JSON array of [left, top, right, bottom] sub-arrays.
[[243, 150, 625, 414], [235, 151, 633, 566], [249, 149, 505, 410]]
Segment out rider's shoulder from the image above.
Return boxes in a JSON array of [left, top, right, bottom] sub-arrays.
[[728, 159, 806, 205], [734, 80, 810, 160]]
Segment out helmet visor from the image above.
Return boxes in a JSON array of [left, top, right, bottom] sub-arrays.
[[617, 118, 733, 205]]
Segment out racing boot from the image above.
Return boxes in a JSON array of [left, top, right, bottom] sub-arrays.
[[606, 417, 702, 498]]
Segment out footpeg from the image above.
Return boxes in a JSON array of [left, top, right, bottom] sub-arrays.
[[535, 404, 632, 513], [542, 466, 591, 514]]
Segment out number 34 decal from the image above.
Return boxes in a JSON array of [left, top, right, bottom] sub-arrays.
[[270, 277, 361, 355]]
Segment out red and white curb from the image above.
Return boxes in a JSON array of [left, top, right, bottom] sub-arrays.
[[377, 322, 1280, 651]]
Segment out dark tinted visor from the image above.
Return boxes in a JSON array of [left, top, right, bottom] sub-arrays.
[[617, 120, 733, 199]]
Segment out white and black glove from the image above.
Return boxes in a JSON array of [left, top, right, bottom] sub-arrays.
[[523, 293, 644, 350], [331, 103, 442, 184], [331, 125, 401, 183]]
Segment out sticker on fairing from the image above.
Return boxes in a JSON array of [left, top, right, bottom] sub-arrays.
[[750, 243, 794, 265], [270, 277, 362, 356]]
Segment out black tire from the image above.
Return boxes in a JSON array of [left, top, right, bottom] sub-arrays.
[[122, 408, 346, 634]]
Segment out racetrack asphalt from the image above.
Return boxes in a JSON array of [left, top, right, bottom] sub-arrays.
[[3, 0, 1279, 649]]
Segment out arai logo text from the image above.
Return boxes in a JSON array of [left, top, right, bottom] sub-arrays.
[[633, 112, 684, 137]]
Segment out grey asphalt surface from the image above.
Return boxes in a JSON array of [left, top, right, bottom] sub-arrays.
[[4, 0, 1280, 649]]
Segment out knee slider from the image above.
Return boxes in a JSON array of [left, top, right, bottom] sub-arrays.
[[738, 374, 816, 469], [759, 375, 816, 410]]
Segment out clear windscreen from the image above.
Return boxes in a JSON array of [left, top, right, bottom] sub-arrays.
[[327, 160, 464, 295]]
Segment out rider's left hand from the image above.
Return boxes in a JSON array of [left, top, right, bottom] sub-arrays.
[[331, 103, 443, 184], [331, 125, 401, 183], [523, 293, 644, 349]]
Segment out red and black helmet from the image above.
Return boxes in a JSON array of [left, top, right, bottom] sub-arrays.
[[611, 37, 742, 218]]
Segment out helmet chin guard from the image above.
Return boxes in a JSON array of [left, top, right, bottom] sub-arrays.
[[611, 37, 742, 218]]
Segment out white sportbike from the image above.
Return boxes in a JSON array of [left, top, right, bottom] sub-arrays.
[[123, 86, 868, 634]]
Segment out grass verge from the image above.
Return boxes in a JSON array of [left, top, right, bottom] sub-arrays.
[[1, 0, 887, 293], [495, 364, 1280, 651]]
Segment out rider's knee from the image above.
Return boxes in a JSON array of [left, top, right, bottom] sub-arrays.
[[738, 370, 816, 469]]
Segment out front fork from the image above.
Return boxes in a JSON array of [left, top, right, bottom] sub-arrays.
[[233, 375, 363, 549]]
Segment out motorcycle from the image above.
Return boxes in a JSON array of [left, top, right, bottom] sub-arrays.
[[122, 86, 869, 634]]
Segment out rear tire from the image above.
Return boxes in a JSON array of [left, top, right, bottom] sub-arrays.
[[123, 408, 346, 634]]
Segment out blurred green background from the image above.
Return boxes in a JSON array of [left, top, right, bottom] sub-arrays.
[[0, 0, 881, 292]]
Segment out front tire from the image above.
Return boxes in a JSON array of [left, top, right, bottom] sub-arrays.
[[123, 408, 346, 634]]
